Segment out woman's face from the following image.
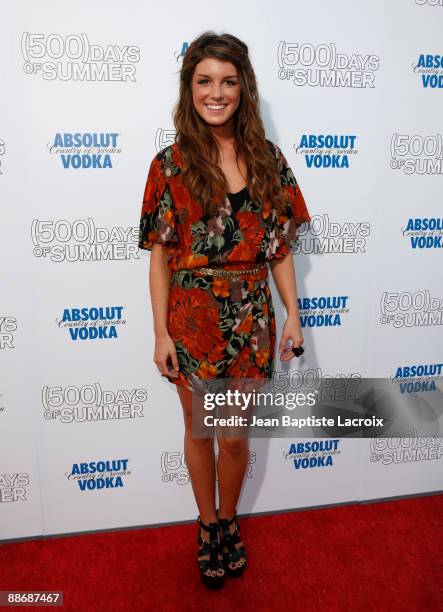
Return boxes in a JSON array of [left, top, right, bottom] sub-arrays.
[[191, 57, 242, 129]]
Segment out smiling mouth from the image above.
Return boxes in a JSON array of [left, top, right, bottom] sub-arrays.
[[205, 103, 227, 111]]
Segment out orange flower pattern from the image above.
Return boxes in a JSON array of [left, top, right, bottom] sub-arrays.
[[138, 139, 311, 392], [167, 268, 276, 392], [138, 139, 311, 270]]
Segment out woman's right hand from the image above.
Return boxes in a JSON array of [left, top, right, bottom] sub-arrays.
[[153, 333, 180, 379]]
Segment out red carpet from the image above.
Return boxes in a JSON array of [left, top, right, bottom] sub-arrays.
[[1, 494, 442, 611]]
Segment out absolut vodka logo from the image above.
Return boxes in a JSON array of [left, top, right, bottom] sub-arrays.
[[31, 218, 138, 262], [401, 217, 443, 249], [380, 290, 443, 327], [298, 296, 350, 328], [21, 33, 140, 81], [413, 54, 443, 88], [277, 42, 380, 87], [390, 134, 443, 174], [0, 317, 18, 349], [295, 134, 358, 168], [392, 363, 443, 393], [67, 459, 131, 491], [174, 42, 188, 63], [284, 440, 342, 469], [42, 383, 147, 423], [56, 306, 126, 340], [49, 132, 121, 169]]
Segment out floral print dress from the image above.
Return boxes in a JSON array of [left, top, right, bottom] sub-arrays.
[[138, 139, 311, 392]]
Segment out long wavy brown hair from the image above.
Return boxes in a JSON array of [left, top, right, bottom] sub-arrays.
[[172, 31, 289, 217]]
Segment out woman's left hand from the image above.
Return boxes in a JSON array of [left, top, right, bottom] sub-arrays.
[[278, 313, 305, 362]]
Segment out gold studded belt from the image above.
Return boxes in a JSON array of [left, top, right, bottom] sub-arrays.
[[190, 263, 267, 278]]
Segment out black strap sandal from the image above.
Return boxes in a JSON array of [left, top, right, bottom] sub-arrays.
[[216, 508, 248, 577], [197, 515, 226, 589]]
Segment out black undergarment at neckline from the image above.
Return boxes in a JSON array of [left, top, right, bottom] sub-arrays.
[[228, 185, 248, 197], [227, 186, 249, 214]]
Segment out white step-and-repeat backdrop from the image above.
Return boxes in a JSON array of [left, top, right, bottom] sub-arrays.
[[1, 0, 442, 541]]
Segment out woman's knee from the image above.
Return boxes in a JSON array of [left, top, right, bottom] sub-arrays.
[[217, 436, 248, 456], [184, 430, 213, 446]]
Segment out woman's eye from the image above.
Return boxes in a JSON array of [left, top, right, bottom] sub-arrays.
[[197, 79, 238, 86]]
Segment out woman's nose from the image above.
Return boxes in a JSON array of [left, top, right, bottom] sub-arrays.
[[209, 84, 223, 99]]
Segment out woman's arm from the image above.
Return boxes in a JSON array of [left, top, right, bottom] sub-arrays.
[[269, 252, 305, 361], [149, 244, 180, 379]]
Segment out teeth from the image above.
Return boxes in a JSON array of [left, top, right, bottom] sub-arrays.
[[206, 104, 226, 109]]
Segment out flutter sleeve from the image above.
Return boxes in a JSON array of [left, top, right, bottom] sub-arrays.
[[271, 143, 311, 259], [138, 154, 179, 251]]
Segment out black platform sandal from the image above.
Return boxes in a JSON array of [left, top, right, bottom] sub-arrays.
[[216, 508, 248, 577], [197, 515, 226, 590]]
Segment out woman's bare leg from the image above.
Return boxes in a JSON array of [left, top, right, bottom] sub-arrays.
[[214, 389, 253, 572], [215, 433, 249, 571], [176, 384, 225, 578], [176, 384, 217, 524], [216, 435, 249, 519]]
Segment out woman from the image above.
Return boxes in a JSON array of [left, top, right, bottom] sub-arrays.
[[138, 31, 311, 589]]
